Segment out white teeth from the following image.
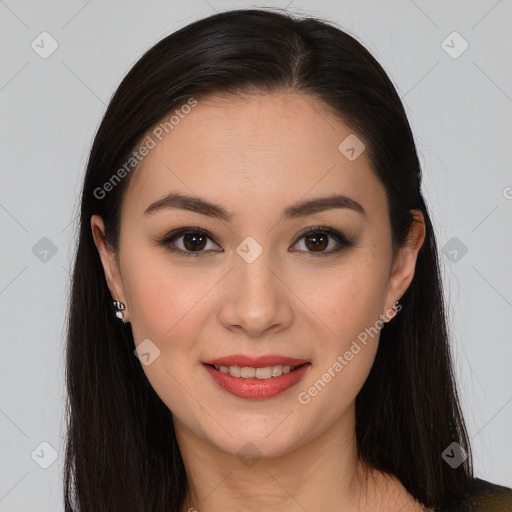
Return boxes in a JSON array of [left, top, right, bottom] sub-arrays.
[[256, 366, 272, 379], [213, 364, 298, 380], [240, 367, 255, 378]]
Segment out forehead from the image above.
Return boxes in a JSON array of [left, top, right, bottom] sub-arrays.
[[122, 91, 386, 222]]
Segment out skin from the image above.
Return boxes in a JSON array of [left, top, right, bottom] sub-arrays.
[[91, 91, 427, 511]]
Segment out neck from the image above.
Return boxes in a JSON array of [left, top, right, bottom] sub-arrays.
[[175, 403, 393, 512]]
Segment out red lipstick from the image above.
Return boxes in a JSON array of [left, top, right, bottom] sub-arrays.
[[202, 354, 311, 400]]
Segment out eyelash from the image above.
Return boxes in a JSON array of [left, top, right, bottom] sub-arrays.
[[157, 225, 353, 258]]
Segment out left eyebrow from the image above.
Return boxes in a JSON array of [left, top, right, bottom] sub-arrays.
[[142, 192, 366, 220], [281, 194, 366, 219]]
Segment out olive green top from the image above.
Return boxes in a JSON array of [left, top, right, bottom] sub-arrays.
[[449, 478, 512, 511]]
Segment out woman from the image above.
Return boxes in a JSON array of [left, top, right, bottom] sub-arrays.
[[63, 8, 511, 511]]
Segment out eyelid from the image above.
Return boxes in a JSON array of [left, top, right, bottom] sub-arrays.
[[158, 227, 221, 258], [290, 225, 353, 257], [157, 225, 353, 258]]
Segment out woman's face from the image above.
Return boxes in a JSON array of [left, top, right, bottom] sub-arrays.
[[92, 91, 424, 458]]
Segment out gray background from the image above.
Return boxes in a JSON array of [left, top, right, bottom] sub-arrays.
[[1, 0, 511, 509]]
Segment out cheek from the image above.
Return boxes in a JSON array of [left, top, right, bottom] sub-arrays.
[[123, 249, 211, 345], [296, 340, 378, 446], [293, 254, 388, 414], [121, 243, 217, 385], [122, 260, 206, 421], [297, 293, 382, 433], [293, 256, 389, 342]]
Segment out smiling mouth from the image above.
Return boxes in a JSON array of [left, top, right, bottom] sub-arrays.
[[203, 362, 310, 380]]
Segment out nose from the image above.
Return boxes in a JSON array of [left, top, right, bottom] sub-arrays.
[[218, 249, 294, 338]]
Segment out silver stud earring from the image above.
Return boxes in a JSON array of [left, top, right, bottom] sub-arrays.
[[384, 300, 400, 324], [112, 300, 126, 320]]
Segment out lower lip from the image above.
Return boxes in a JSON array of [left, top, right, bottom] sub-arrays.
[[203, 363, 311, 400]]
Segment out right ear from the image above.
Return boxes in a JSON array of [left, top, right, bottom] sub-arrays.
[[90, 215, 129, 319]]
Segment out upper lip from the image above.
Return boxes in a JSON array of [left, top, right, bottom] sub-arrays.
[[203, 355, 310, 368]]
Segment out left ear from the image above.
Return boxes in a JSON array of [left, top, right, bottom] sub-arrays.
[[384, 210, 426, 313]]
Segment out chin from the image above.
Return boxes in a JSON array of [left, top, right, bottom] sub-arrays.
[[200, 416, 309, 461]]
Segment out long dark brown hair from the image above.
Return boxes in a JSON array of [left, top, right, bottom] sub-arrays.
[[64, 8, 473, 511]]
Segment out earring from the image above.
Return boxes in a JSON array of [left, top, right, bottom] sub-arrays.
[[112, 300, 126, 320], [384, 300, 400, 323]]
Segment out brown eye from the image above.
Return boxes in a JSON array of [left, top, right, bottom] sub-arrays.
[[304, 232, 329, 252], [159, 228, 221, 257], [291, 226, 352, 257], [182, 232, 207, 251]]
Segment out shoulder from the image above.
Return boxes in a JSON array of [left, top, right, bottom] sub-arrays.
[[452, 478, 512, 512]]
